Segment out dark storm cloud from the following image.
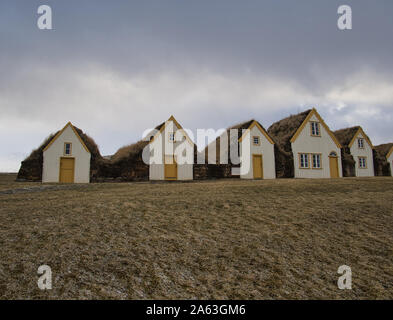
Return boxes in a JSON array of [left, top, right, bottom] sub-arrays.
[[0, 0, 393, 170]]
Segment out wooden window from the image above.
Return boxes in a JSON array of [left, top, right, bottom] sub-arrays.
[[253, 136, 260, 146], [310, 122, 321, 136], [358, 156, 367, 169], [312, 154, 322, 169], [64, 142, 72, 156], [299, 153, 309, 168], [169, 133, 175, 142], [358, 138, 364, 149]]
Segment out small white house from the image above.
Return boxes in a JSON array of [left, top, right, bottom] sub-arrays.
[[238, 120, 276, 179], [147, 116, 194, 180], [42, 122, 91, 183], [207, 120, 276, 179], [268, 108, 342, 178], [334, 126, 374, 177]]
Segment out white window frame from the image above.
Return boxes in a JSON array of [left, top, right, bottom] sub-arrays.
[[358, 138, 364, 149], [358, 156, 367, 169], [299, 153, 310, 169], [312, 153, 322, 169], [310, 122, 321, 136], [64, 142, 72, 156], [169, 132, 175, 142]]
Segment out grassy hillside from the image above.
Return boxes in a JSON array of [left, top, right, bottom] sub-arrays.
[[0, 174, 392, 299]]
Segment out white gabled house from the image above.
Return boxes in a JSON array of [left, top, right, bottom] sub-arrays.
[[268, 108, 342, 178], [334, 126, 375, 177], [147, 115, 194, 181], [206, 120, 276, 179], [238, 120, 276, 179], [42, 122, 91, 183]]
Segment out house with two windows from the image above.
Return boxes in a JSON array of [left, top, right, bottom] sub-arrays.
[[268, 108, 342, 178], [334, 126, 374, 177]]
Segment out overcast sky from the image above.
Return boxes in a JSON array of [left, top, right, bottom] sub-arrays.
[[1, 0, 393, 171]]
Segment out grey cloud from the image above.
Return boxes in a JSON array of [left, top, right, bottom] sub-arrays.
[[1, 0, 393, 171]]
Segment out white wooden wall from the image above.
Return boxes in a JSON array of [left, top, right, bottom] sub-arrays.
[[239, 125, 276, 179], [43, 125, 91, 183], [349, 132, 374, 177], [148, 120, 193, 180], [292, 114, 342, 178]]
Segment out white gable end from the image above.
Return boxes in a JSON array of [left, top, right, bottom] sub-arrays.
[[239, 124, 275, 179], [349, 131, 374, 177], [149, 118, 193, 180], [291, 113, 342, 178], [42, 124, 91, 183]]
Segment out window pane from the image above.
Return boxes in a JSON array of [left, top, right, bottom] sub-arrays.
[[311, 122, 320, 136], [312, 154, 321, 168], [301, 154, 308, 168], [359, 157, 366, 168], [65, 143, 71, 155]]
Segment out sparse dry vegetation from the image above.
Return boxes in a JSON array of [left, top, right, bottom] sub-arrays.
[[110, 140, 149, 163], [0, 174, 392, 299], [267, 109, 311, 153]]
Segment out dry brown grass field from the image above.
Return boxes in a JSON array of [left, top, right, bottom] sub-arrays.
[[0, 173, 392, 299]]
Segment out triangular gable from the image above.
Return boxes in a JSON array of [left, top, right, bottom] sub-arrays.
[[43, 122, 90, 153], [290, 108, 342, 148], [149, 115, 194, 146], [238, 120, 275, 145], [348, 127, 374, 149]]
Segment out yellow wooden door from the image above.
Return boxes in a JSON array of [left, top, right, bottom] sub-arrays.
[[329, 156, 339, 178], [164, 155, 177, 180], [252, 154, 263, 179], [59, 158, 75, 183]]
